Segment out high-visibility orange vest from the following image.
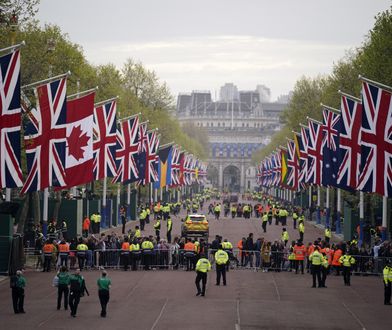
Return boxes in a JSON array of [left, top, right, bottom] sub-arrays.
[[43, 243, 54, 254], [58, 243, 69, 253], [293, 244, 306, 260], [332, 249, 342, 266], [184, 242, 195, 251], [122, 242, 130, 251], [83, 218, 90, 230]]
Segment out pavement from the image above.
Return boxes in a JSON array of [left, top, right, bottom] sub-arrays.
[[0, 201, 390, 330]]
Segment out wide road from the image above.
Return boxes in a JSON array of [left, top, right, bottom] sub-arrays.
[[0, 201, 390, 330]]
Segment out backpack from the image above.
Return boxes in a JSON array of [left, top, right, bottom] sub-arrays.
[[10, 275, 17, 289]]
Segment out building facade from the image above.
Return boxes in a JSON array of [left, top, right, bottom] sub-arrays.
[[176, 85, 288, 192]]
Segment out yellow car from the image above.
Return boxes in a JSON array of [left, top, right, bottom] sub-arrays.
[[181, 214, 209, 239]]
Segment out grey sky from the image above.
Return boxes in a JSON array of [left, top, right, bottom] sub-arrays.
[[37, 0, 391, 100]]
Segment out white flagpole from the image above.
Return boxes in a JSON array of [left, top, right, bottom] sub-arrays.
[[102, 177, 107, 228], [316, 186, 321, 224], [325, 187, 330, 227], [127, 183, 131, 218], [5, 189, 11, 202], [308, 186, 312, 209], [336, 188, 342, 234], [359, 191, 364, 244], [382, 196, 388, 241]]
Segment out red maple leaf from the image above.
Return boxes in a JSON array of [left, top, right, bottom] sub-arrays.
[[67, 125, 89, 161]]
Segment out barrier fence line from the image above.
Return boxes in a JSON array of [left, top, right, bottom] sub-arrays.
[[22, 248, 389, 275]]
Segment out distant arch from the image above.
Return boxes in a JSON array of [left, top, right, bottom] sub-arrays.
[[222, 165, 241, 192]]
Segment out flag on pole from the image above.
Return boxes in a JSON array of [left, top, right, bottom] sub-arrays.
[[63, 92, 95, 188], [112, 115, 139, 184], [321, 108, 342, 188], [358, 79, 392, 196], [93, 100, 117, 180], [295, 129, 308, 188], [306, 120, 324, 186], [0, 48, 23, 188], [154, 144, 173, 189], [286, 139, 299, 190], [140, 130, 159, 185], [170, 145, 180, 187], [280, 147, 289, 187], [22, 77, 68, 193], [337, 93, 362, 190]]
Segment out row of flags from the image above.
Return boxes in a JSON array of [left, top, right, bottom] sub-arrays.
[[257, 76, 392, 198], [0, 45, 207, 193]]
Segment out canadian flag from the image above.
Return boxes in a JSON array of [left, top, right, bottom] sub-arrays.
[[64, 92, 95, 188]]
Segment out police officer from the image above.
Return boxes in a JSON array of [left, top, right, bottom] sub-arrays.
[[309, 246, 323, 288], [215, 244, 229, 286], [10, 270, 26, 314], [120, 206, 126, 234], [139, 207, 147, 231], [195, 254, 211, 297], [262, 212, 268, 233], [61, 220, 68, 240], [141, 238, 154, 270], [167, 216, 173, 243], [325, 226, 332, 243], [130, 239, 141, 271], [97, 270, 111, 317], [121, 237, 130, 271], [298, 219, 305, 242], [339, 251, 356, 286], [383, 260, 392, 305], [76, 238, 88, 271], [281, 228, 289, 247], [153, 217, 161, 240]]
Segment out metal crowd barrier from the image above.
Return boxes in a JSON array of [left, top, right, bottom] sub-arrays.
[[23, 248, 389, 275]]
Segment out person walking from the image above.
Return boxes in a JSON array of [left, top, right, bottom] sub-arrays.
[[10, 270, 26, 314], [383, 260, 392, 305], [262, 212, 268, 233], [215, 244, 229, 286], [97, 270, 111, 317], [195, 254, 211, 296], [69, 269, 89, 317], [76, 238, 88, 271], [281, 228, 289, 247], [325, 226, 332, 243], [82, 215, 90, 238], [309, 246, 323, 288], [298, 219, 305, 242], [293, 240, 306, 274], [339, 251, 356, 286], [153, 217, 161, 240], [57, 266, 70, 310]]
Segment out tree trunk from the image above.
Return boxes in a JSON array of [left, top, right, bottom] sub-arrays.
[[32, 191, 41, 225]]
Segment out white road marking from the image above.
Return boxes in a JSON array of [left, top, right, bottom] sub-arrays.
[[342, 302, 367, 330], [235, 298, 241, 330], [272, 273, 281, 301], [151, 298, 169, 330]]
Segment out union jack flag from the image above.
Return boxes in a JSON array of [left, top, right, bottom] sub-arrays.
[[183, 153, 192, 186], [138, 121, 148, 153], [306, 120, 324, 185], [271, 151, 281, 187], [22, 77, 68, 193], [0, 49, 23, 188], [170, 145, 180, 186], [295, 129, 307, 188], [93, 100, 117, 180], [337, 94, 362, 190], [286, 139, 299, 190], [112, 115, 139, 184], [140, 130, 159, 185], [358, 80, 392, 197]]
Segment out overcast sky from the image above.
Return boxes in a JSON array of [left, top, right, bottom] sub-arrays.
[[37, 0, 391, 101]]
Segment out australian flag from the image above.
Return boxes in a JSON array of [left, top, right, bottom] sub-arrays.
[[321, 108, 350, 190]]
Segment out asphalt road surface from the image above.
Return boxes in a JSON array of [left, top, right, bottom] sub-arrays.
[[0, 203, 390, 330]]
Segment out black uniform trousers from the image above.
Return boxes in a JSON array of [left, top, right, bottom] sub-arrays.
[[69, 291, 81, 316], [342, 266, 351, 285], [311, 265, 322, 287], [216, 264, 226, 285], [57, 284, 69, 310], [262, 222, 267, 233], [195, 271, 207, 294], [12, 287, 25, 313], [384, 282, 391, 305], [98, 289, 110, 316]]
